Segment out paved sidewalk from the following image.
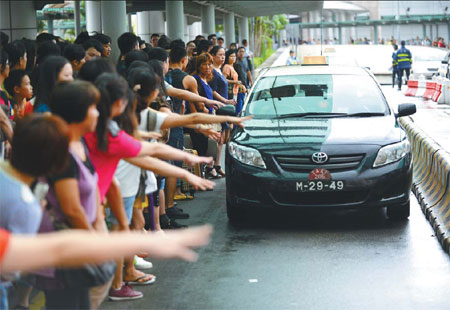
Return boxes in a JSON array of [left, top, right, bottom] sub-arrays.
[[382, 86, 450, 151]]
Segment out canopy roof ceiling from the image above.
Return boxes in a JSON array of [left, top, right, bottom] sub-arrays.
[[201, 1, 324, 17], [34, 1, 324, 17]]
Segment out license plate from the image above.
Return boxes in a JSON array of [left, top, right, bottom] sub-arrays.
[[295, 180, 345, 192]]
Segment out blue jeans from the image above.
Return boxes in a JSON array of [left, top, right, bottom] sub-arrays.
[[107, 196, 135, 225], [236, 93, 245, 115], [0, 283, 9, 310]]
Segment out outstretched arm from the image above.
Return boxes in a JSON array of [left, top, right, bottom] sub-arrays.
[[1, 225, 213, 273], [124, 156, 215, 191], [166, 87, 225, 109]]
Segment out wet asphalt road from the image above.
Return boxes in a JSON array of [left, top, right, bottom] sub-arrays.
[[100, 176, 450, 310]]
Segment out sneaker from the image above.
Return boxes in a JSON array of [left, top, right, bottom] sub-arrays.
[[134, 256, 153, 269], [166, 206, 190, 219], [108, 283, 143, 301]]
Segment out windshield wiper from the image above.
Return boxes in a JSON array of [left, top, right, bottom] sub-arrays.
[[340, 112, 386, 117], [275, 112, 347, 119]]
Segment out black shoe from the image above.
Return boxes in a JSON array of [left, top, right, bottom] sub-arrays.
[[166, 206, 190, 219], [167, 219, 188, 229], [160, 214, 171, 229]]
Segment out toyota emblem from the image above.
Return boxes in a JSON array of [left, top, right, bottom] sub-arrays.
[[311, 152, 328, 164]]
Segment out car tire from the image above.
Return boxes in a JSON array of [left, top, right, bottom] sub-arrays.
[[386, 201, 410, 220], [226, 198, 245, 223]]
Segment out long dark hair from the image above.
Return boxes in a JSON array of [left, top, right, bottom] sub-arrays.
[[128, 68, 160, 121], [224, 49, 237, 67], [34, 56, 69, 110], [147, 59, 167, 97], [94, 73, 129, 152], [114, 88, 138, 137]]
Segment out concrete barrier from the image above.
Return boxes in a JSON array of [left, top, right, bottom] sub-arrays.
[[405, 80, 426, 97], [423, 81, 436, 100], [399, 116, 450, 253]]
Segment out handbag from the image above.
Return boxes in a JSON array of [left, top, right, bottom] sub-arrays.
[[216, 105, 236, 117], [46, 203, 116, 288]]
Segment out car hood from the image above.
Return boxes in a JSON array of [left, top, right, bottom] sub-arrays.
[[233, 116, 402, 151]]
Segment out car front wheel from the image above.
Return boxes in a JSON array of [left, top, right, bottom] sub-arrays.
[[387, 201, 410, 220], [226, 198, 246, 223]]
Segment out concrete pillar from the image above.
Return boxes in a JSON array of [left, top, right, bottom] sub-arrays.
[[184, 15, 189, 43], [137, 12, 151, 42], [166, 0, 184, 40], [188, 22, 200, 41], [326, 12, 333, 41], [127, 13, 133, 33], [448, 23, 450, 44], [339, 12, 347, 44], [47, 18, 54, 35], [0, 0, 37, 40], [238, 17, 249, 44], [86, 0, 102, 34], [74, 0, 81, 36], [422, 24, 426, 41], [348, 12, 356, 43], [101, 0, 127, 62], [224, 12, 235, 46], [201, 4, 215, 36], [373, 25, 378, 44], [137, 11, 165, 42]]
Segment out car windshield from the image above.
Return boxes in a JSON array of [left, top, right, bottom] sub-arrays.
[[246, 74, 390, 118]]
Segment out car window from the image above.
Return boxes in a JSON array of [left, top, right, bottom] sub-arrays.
[[247, 74, 389, 117]]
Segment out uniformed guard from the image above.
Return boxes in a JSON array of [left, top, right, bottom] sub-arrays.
[[391, 44, 398, 88], [394, 40, 412, 91]]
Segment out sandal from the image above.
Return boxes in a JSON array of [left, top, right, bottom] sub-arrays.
[[205, 167, 222, 179], [125, 274, 156, 286], [173, 194, 187, 201], [214, 165, 226, 177]]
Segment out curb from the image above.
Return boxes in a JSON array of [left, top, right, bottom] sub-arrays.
[[399, 116, 450, 253]]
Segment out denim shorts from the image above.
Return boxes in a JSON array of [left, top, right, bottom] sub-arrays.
[[107, 196, 135, 225], [168, 128, 184, 168]]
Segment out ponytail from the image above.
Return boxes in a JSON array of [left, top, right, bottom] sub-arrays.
[[94, 73, 129, 152]]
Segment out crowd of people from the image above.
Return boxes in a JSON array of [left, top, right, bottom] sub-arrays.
[[287, 35, 450, 48], [0, 29, 254, 310]]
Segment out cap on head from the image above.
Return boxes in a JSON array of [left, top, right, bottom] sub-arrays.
[[401, 40, 406, 46]]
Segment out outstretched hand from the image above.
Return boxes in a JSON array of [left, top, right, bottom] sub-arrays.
[[185, 155, 214, 166], [227, 115, 254, 128], [185, 173, 215, 191], [198, 127, 221, 141], [146, 225, 213, 262]]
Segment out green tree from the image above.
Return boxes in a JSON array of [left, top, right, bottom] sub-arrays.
[[253, 14, 287, 57]]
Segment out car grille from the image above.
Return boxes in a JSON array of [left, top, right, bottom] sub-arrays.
[[274, 154, 364, 172], [271, 190, 368, 206]]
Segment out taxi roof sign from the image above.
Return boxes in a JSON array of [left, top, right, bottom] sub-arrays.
[[302, 56, 328, 66]]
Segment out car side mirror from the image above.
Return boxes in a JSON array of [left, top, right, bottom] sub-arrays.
[[396, 103, 416, 118]]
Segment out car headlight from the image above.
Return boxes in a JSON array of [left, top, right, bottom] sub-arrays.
[[373, 139, 411, 168], [228, 141, 266, 169]]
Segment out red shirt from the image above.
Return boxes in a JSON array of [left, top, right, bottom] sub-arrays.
[[84, 130, 142, 201], [0, 229, 10, 265]]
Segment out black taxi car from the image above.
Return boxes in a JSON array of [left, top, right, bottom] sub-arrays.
[[225, 59, 416, 222]]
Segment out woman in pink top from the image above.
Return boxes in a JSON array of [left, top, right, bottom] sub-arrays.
[[84, 73, 213, 202]]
